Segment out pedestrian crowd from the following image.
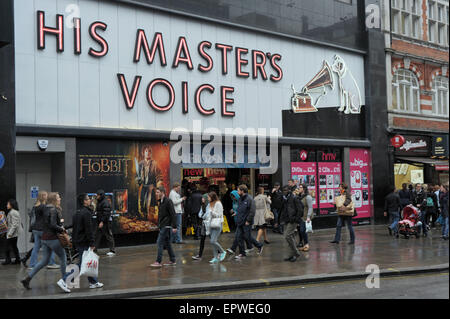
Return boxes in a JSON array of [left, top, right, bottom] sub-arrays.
[[1, 179, 447, 294], [384, 182, 449, 240]]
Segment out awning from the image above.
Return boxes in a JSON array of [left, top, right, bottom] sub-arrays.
[[396, 156, 449, 170]]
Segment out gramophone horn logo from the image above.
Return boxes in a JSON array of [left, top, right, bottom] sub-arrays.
[[291, 55, 362, 114], [291, 60, 334, 113]]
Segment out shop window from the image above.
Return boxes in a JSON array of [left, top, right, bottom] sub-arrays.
[[432, 76, 449, 116], [391, 69, 420, 113]]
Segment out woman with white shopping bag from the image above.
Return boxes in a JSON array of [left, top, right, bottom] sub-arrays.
[[205, 192, 227, 264], [72, 194, 103, 288], [296, 184, 314, 252]]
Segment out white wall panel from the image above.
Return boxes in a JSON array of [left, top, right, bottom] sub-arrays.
[[15, 0, 366, 136]]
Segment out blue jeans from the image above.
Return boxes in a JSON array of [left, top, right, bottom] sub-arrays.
[[389, 211, 400, 234], [75, 246, 98, 284], [30, 230, 56, 267], [334, 216, 355, 242], [420, 210, 428, 235], [172, 214, 182, 243], [28, 239, 69, 281], [210, 227, 225, 258], [243, 224, 262, 249], [157, 227, 175, 263], [298, 219, 308, 245], [442, 217, 449, 237]]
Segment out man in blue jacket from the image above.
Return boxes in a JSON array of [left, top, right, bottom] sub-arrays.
[[232, 184, 263, 260]]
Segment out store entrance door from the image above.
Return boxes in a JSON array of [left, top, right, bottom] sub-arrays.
[[16, 154, 54, 253]]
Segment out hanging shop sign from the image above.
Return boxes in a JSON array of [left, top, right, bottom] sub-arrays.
[[390, 135, 405, 148], [431, 135, 449, 158], [291, 55, 362, 114], [394, 135, 431, 157]]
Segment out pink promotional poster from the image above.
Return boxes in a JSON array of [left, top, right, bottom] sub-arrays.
[[291, 162, 317, 209], [349, 149, 372, 220], [318, 162, 342, 211]]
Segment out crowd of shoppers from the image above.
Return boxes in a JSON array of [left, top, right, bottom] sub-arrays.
[[1, 178, 447, 294], [384, 182, 449, 240]]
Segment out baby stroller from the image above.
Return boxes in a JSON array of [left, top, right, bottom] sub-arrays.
[[397, 205, 422, 239], [64, 227, 79, 264]]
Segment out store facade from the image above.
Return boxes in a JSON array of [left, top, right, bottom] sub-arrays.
[[392, 133, 449, 188], [0, 0, 388, 252]]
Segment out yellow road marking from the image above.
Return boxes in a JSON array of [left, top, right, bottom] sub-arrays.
[[157, 272, 449, 299]]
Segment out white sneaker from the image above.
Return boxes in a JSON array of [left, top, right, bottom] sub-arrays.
[[47, 264, 60, 269], [57, 279, 71, 293], [245, 248, 254, 254], [106, 252, 116, 257], [89, 282, 104, 289]]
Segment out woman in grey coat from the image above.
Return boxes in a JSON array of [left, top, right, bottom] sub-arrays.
[[2, 199, 22, 265], [254, 187, 272, 244]]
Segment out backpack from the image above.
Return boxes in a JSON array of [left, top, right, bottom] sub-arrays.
[[426, 197, 434, 207]]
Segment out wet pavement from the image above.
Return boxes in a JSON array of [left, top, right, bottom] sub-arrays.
[[0, 225, 448, 298]]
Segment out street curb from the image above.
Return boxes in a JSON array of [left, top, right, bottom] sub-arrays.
[[25, 263, 449, 299]]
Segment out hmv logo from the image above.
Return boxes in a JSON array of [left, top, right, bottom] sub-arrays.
[[321, 153, 336, 161]]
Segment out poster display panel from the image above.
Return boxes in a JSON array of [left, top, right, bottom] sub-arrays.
[[291, 162, 317, 209], [349, 149, 372, 219], [318, 162, 342, 214], [77, 139, 170, 234]]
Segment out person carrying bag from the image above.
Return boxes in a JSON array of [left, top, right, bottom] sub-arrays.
[[330, 183, 355, 245]]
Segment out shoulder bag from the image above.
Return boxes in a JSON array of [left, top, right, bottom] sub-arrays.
[[263, 198, 274, 221], [57, 229, 72, 248], [336, 195, 355, 216], [209, 203, 223, 229]]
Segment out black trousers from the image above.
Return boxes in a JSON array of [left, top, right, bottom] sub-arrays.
[[5, 237, 21, 262], [95, 223, 115, 252], [197, 235, 206, 257]]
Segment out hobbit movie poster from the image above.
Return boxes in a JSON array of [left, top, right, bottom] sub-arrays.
[[77, 139, 170, 234]]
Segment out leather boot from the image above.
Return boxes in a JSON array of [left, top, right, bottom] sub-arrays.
[[21, 276, 32, 290]]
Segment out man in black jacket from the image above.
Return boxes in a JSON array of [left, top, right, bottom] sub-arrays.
[[412, 184, 428, 236], [383, 187, 401, 236], [94, 189, 116, 256], [150, 186, 177, 268], [270, 182, 283, 234], [279, 186, 304, 262], [398, 183, 412, 209], [188, 186, 203, 240], [231, 185, 263, 259], [73, 194, 103, 289]]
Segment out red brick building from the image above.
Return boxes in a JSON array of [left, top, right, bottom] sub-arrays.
[[383, 0, 449, 187]]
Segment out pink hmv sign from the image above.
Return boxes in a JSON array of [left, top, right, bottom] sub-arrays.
[[349, 149, 372, 219]]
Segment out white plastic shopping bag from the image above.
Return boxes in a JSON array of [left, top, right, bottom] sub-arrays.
[[80, 248, 99, 278], [305, 221, 313, 233]]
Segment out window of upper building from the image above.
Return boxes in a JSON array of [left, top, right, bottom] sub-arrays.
[[392, 69, 421, 113], [427, 0, 449, 46], [392, 0, 422, 39], [432, 76, 449, 116]]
